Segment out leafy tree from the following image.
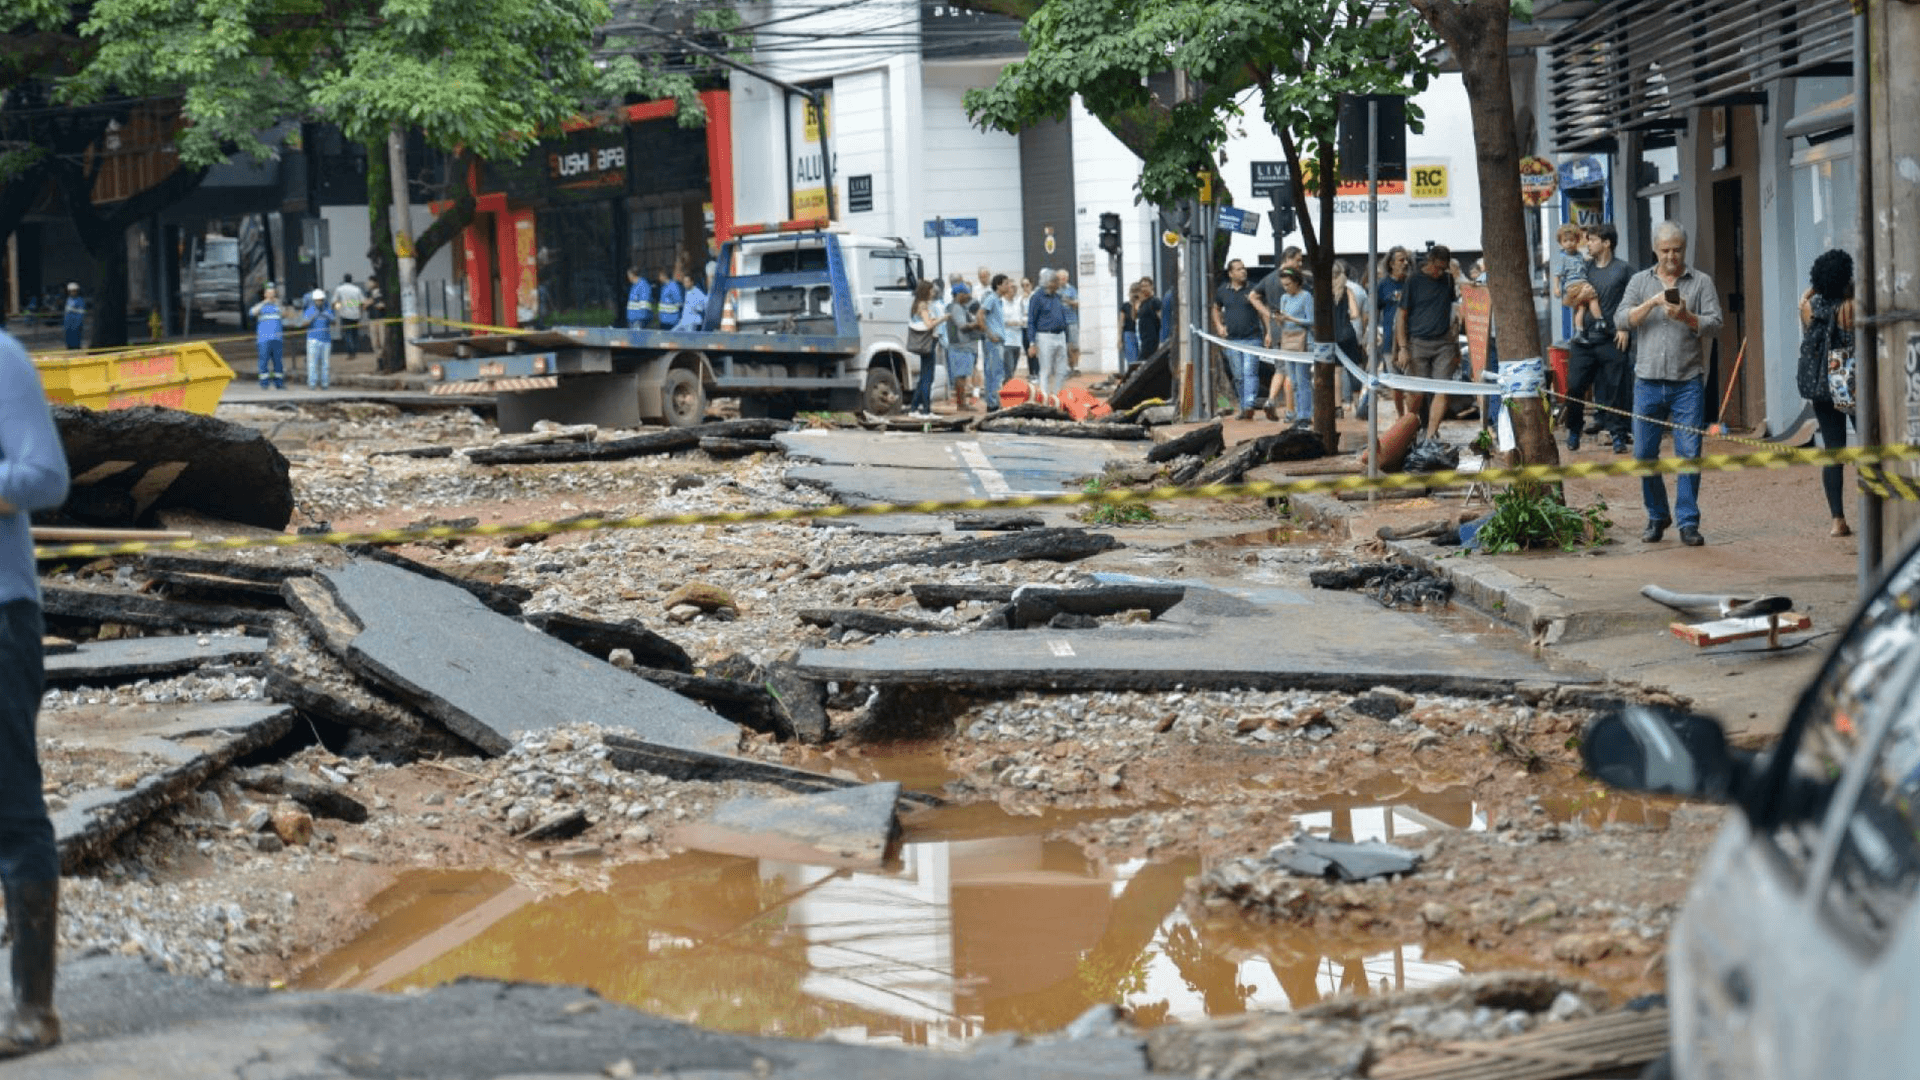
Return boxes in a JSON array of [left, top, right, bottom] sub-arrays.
[[62, 0, 725, 364], [967, 0, 1435, 449]]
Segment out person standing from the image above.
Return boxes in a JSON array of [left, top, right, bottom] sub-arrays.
[[978, 274, 1010, 411], [906, 280, 949, 417], [1798, 248, 1857, 538], [672, 268, 708, 332], [1027, 270, 1073, 406], [1135, 277, 1162, 360], [249, 285, 286, 389], [943, 281, 979, 410], [623, 266, 653, 328], [1562, 222, 1634, 453], [1367, 247, 1411, 420], [1394, 245, 1461, 439], [1119, 284, 1140, 374], [363, 279, 387, 356], [1620, 221, 1723, 547], [332, 274, 366, 359], [301, 288, 336, 389], [1057, 269, 1081, 374], [1264, 268, 1314, 422], [1213, 259, 1271, 420], [60, 284, 84, 350], [1329, 261, 1365, 408], [1008, 276, 1033, 379], [655, 268, 684, 329], [0, 327, 72, 1060]]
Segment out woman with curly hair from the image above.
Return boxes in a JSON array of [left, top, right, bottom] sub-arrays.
[[1797, 248, 1856, 538]]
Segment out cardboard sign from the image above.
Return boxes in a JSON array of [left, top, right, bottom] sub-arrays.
[[1460, 282, 1493, 379]]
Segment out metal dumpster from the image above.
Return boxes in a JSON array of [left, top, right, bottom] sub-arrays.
[[33, 341, 233, 415]]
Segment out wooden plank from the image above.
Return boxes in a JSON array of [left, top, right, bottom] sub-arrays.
[[34, 526, 194, 543], [1671, 611, 1811, 646]]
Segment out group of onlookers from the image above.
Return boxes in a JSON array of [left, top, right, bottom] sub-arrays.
[[247, 274, 382, 390], [907, 265, 1128, 416]]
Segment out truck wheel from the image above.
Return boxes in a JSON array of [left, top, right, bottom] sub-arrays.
[[661, 368, 706, 427], [863, 367, 904, 416]]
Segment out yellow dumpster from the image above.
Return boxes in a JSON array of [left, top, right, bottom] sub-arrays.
[[33, 341, 234, 415]]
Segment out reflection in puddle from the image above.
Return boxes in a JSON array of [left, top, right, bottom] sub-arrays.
[[300, 793, 1509, 1047]]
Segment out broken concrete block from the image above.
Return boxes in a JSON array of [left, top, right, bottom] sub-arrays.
[[1267, 835, 1420, 882], [519, 808, 590, 842], [466, 419, 792, 465], [680, 782, 902, 868], [826, 528, 1119, 576], [1147, 422, 1224, 464], [41, 582, 278, 633], [48, 702, 296, 872], [523, 611, 693, 674], [908, 583, 1017, 610], [232, 767, 370, 823], [53, 405, 295, 529], [796, 609, 947, 636], [43, 634, 268, 686], [976, 418, 1149, 440], [1009, 583, 1187, 628]]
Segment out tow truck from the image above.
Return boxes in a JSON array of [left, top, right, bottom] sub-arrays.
[[421, 226, 926, 432]]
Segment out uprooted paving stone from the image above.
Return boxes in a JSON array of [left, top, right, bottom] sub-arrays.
[[677, 781, 903, 868], [52, 405, 295, 530], [44, 634, 268, 686], [826, 527, 1120, 576], [46, 702, 295, 872], [464, 418, 793, 465]]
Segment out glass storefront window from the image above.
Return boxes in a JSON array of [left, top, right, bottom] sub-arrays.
[[1791, 139, 1857, 277], [1638, 144, 1680, 190], [536, 202, 620, 328]]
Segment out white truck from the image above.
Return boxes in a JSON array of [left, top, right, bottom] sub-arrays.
[[422, 228, 927, 432]]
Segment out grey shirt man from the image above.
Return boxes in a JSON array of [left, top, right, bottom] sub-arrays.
[[1618, 266, 1723, 381]]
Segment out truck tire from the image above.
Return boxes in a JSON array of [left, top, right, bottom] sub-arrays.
[[661, 367, 706, 428], [864, 367, 904, 416]]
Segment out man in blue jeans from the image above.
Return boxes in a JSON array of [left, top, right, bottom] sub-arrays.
[[1211, 259, 1271, 420], [0, 328, 72, 1058], [1619, 221, 1723, 547]]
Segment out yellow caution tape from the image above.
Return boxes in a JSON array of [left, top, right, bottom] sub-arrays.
[[32, 442, 1920, 561]]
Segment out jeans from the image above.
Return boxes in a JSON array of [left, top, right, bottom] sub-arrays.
[[1287, 360, 1314, 420], [981, 340, 1004, 409], [1003, 344, 1021, 383], [0, 600, 55, 887], [306, 337, 332, 388], [1035, 332, 1070, 398], [1633, 377, 1704, 529], [1123, 331, 1139, 372], [1565, 337, 1629, 438], [339, 318, 361, 357], [909, 350, 937, 413], [1229, 335, 1262, 409], [257, 338, 285, 387], [1814, 397, 1853, 519]]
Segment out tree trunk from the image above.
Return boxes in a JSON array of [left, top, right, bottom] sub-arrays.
[[52, 152, 207, 349], [1412, 0, 1560, 473], [1311, 134, 1338, 452], [364, 137, 403, 373], [387, 126, 424, 372]]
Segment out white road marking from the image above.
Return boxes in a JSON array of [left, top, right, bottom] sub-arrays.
[[954, 441, 1013, 498], [1049, 639, 1076, 657]]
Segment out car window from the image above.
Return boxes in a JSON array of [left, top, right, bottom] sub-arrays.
[[1820, 639, 1920, 951], [757, 249, 827, 275], [867, 250, 913, 291], [1770, 559, 1920, 879]]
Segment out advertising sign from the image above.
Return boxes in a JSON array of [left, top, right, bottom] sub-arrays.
[[789, 92, 835, 221], [1460, 281, 1493, 379]]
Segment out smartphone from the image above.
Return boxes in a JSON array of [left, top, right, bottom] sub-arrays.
[[1663, 287, 1682, 305]]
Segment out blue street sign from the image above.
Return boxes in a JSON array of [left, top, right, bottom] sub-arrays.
[[923, 217, 980, 238], [1215, 206, 1259, 236]]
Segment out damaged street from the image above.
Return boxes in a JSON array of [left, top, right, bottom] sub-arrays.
[[5, 394, 1750, 1078]]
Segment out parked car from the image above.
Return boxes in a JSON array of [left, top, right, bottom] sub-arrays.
[[180, 235, 242, 313], [1582, 543, 1920, 1079]]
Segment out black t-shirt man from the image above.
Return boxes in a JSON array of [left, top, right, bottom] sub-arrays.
[[1402, 265, 1457, 341], [1214, 281, 1263, 339], [1586, 257, 1633, 326]]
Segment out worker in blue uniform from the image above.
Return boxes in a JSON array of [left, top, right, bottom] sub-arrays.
[[60, 284, 85, 350], [673, 269, 708, 332], [624, 267, 654, 328], [655, 268, 683, 329]]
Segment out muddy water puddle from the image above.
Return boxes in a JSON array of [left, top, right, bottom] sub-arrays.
[[297, 776, 1661, 1048]]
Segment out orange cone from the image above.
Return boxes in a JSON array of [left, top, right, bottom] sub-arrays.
[[719, 291, 739, 332]]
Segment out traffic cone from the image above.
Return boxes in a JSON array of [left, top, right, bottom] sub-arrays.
[[719, 291, 739, 332]]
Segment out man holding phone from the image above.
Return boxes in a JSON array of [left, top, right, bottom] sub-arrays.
[[1619, 221, 1723, 547]]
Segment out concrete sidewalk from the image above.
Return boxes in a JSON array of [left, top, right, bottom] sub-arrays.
[[1166, 407, 1864, 744]]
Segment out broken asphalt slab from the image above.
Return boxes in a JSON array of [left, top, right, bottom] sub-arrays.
[[777, 428, 1140, 506], [1267, 835, 1421, 882], [465, 418, 792, 465], [315, 561, 849, 793], [52, 405, 294, 530], [27, 955, 1153, 1080], [678, 781, 903, 868], [825, 527, 1119, 576], [796, 576, 1595, 696], [43, 634, 268, 686], [45, 701, 295, 872]]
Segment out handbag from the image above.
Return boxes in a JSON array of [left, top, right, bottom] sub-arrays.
[[907, 324, 936, 354], [1827, 344, 1857, 413], [1280, 327, 1308, 352]]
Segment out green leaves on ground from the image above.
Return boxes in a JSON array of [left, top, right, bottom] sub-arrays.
[[1474, 488, 1611, 555]]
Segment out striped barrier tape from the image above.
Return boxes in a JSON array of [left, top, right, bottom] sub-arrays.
[[33, 441, 1920, 561]]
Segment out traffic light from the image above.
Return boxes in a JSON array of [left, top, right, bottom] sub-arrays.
[[1267, 183, 1296, 240], [1098, 212, 1122, 255]]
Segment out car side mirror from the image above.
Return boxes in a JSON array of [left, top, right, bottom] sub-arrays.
[[1580, 705, 1739, 802]]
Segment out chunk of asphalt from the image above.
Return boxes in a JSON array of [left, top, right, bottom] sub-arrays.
[[232, 768, 370, 824], [41, 582, 278, 632], [698, 436, 784, 458], [975, 418, 1150, 441], [523, 610, 693, 673], [43, 634, 268, 686], [316, 561, 834, 787], [519, 808, 590, 842], [49, 702, 295, 872], [909, 583, 1018, 610], [465, 419, 792, 465], [263, 613, 475, 760], [1009, 583, 1187, 628], [629, 667, 785, 737], [601, 734, 941, 806], [683, 781, 903, 868], [764, 661, 830, 745], [53, 404, 294, 529], [344, 545, 530, 617], [1268, 836, 1421, 882], [952, 512, 1045, 532], [797, 608, 948, 636], [1190, 430, 1325, 486], [1146, 421, 1224, 464], [825, 528, 1119, 576]]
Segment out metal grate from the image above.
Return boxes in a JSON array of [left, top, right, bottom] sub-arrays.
[[1548, 0, 1854, 152]]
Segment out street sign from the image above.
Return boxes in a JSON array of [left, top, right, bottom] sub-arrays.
[[1214, 206, 1259, 236], [1250, 161, 1288, 200], [848, 175, 874, 214], [1162, 229, 1181, 249], [923, 217, 979, 238]]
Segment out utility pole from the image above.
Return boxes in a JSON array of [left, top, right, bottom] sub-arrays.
[[1861, 2, 1917, 576], [388, 127, 424, 372]]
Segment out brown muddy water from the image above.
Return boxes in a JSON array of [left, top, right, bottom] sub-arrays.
[[297, 775, 1656, 1049]]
